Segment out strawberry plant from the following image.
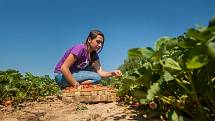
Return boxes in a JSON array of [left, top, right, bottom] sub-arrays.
[[114, 16, 215, 120], [0, 69, 60, 107]]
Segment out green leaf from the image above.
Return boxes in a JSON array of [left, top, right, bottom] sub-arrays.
[[133, 90, 147, 98], [8, 87, 19, 92], [128, 47, 154, 59], [186, 28, 206, 43], [155, 37, 172, 51], [140, 98, 149, 104], [171, 111, 184, 121], [163, 71, 175, 82], [207, 40, 215, 59], [136, 76, 151, 88], [171, 111, 179, 121], [4, 85, 10, 91], [208, 16, 215, 27], [163, 58, 182, 70], [136, 66, 152, 87], [147, 82, 160, 101], [185, 48, 208, 69], [117, 86, 130, 96]]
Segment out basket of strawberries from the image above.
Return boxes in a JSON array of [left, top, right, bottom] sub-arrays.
[[60, 84, 117, 103]]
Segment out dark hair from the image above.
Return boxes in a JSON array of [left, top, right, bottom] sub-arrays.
[[85, 29, 105, 53]]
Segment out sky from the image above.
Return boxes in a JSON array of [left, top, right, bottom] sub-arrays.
[[0, 0, 215, 78]]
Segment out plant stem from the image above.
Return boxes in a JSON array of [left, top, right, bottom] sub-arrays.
[[188, 71, 207, 120]]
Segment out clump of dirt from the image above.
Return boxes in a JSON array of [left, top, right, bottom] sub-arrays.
[[0, 96, 160, 121]]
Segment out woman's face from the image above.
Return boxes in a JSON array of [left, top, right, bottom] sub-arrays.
[[89, 35, 104, 52]]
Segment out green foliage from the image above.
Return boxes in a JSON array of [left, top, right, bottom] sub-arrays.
[[114, 16, 215, 120], [185, 48, 208, 69], [128, 47, 154, 59], [146, 82, 160, 101], [0, 69, 60, 106], [163, 58, 182, 70]]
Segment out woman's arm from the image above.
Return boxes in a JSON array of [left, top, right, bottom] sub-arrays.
[[92, 60, 122, 78], [61, 54, 80, 87]]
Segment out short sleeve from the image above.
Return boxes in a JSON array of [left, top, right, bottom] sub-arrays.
[[70, 44, 84, 59]]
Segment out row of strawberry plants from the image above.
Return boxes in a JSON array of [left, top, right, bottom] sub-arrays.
[[0, 69, 60, 107], [114, 17, 215, 120]]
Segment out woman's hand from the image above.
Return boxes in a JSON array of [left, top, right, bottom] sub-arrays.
[[73, 81, 80, 88], [112, 70, 122, 77]]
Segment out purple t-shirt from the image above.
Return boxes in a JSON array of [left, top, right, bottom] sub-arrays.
[[54, 44, 99, 73]]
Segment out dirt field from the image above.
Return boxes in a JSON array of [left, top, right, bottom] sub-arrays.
[[0, 96, 160, 121]]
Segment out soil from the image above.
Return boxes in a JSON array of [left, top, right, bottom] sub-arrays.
[[0, 96, 160, 121]]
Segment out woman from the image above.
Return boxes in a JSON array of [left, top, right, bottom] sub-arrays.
[[54, 29, 122, 89]]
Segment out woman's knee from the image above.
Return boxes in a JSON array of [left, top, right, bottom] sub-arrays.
[[73, 71, 101, 81], [92, 72, 101, 81], [84, 72, 101, 84], [93, 73, 101, 83]]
